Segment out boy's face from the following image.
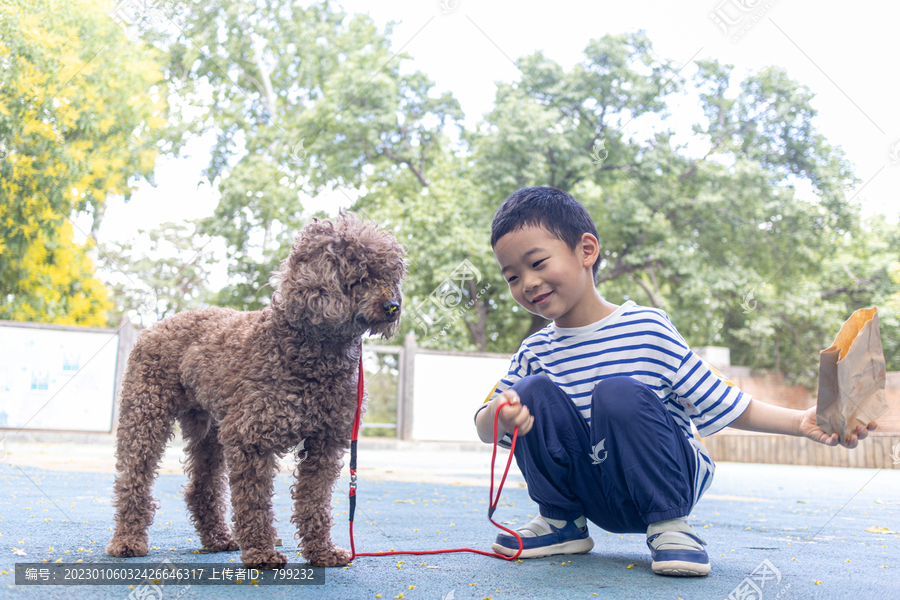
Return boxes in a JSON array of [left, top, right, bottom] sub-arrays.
[[493, 225, 599, 328]]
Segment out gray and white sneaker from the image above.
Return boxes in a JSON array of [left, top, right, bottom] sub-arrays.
[[493, 515, 594, 559], [646, 517, 710, 576]]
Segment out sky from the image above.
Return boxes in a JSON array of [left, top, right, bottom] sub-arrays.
[[77, 0, 900, 289]]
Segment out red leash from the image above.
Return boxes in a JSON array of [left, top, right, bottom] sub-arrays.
[[348, 345, 523, 561]]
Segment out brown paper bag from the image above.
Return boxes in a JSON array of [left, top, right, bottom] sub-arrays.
[[816, 306, 887, 444]]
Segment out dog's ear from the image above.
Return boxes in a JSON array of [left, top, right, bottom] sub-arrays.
[[273, 221, 351, 328], [334, 212, 407, 282]]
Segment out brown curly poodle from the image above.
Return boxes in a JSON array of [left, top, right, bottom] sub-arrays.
[[106, 212, 406, 569]]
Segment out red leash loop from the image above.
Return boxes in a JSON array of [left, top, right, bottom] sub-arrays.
[[348, 343, 522, 561]]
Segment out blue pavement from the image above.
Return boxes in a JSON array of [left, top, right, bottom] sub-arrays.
[[1, 459, 898, 599]]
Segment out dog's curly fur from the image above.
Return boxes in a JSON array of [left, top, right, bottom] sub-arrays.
[[106, 212, 406, 569]]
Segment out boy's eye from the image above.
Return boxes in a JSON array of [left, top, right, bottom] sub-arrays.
[[506, 275, 518, 283], [533, 259, 545, 268]]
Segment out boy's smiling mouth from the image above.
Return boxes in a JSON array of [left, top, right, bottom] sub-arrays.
[[532, 291, 553, 305]]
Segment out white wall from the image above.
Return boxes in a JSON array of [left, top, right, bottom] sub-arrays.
[[411, 352, 511, 442], [0, 325, 119, 432]]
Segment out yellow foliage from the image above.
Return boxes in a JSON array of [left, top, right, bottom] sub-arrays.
[[1, 0, 169, 326], [2, 221, 111, 327]]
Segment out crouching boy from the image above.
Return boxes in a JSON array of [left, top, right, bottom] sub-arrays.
[[474, 186, 876, 576]]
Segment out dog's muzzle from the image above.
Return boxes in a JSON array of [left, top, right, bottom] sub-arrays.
[[383, 301, 400, 318]]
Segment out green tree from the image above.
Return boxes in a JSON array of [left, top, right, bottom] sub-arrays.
[[364, 31, 896, 388], [356, 147, 521, 351], [152, 0, 461, 310], [149, 5, 897, 388], [813, 216, 900, 373], [97, 221, 214, 327]]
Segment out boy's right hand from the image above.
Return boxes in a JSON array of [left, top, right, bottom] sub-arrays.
[[492, 390, 534, 437]]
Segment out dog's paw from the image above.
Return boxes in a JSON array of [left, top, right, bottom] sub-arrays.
[[204, 538, 240, 552], [106, 538, 149, 558], [240, 548, 288, 570], [304, 545, 352, 567]]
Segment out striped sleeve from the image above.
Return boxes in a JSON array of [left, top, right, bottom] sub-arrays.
[[671, 350, 752, 437], [474, 348, 531, 447]]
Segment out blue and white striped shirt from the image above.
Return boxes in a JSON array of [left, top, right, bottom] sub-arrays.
[[476, 300, 752, 504]]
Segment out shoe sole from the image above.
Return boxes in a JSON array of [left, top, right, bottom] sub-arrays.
[[651, 559, 711, 577], [492, 537, 594, 559]]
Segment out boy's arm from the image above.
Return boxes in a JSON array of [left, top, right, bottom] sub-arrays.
[[661, 312, 877, 449], [728, 399, 803, 436], [729, 398, 877, 448], [475, 400, 498, 444]]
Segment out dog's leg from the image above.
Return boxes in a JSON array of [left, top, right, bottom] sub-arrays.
[[106, 374, 175, 558], [180, 411, 238, 553], [290, 436, 351, 567], [224, 446, 286, 569]]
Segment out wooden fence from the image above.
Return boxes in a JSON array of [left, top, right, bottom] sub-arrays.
[[701, 431, 900, 469]]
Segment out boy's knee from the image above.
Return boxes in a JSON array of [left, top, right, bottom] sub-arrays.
[[509, 375, 560, 411], [592, 376, 650, 421]]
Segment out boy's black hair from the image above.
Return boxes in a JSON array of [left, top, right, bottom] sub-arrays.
[[491, 186, 600, 281]]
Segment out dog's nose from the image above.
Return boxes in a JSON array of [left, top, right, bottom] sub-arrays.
[[383, 300, 400, 317]]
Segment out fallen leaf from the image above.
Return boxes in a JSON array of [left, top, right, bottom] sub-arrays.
[[866, 526, 898, 534]]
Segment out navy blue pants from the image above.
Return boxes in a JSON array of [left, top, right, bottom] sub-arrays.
[[509, 375, 698, 534]]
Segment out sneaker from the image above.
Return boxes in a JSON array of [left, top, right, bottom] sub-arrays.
[[492, 515, 594, 559], [646, 517, 711, 576]]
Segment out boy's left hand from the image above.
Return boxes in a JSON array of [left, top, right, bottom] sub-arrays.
[[797, 405, 877, 448]]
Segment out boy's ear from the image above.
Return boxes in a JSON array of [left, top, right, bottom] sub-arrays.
[[580, 233, 601, 268]]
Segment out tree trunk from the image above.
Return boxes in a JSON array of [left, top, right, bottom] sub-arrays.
[[254, 42, 277, 117], [466, 302, 488, 351], [86, 202, 105, 262], [465, 279, 489, 351], [630, 274, 661, 308], [262, 220, 272, 254], [90, 202, 105, 242]]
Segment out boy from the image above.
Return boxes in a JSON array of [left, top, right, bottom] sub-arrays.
[[474, 186, 877, 577]]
